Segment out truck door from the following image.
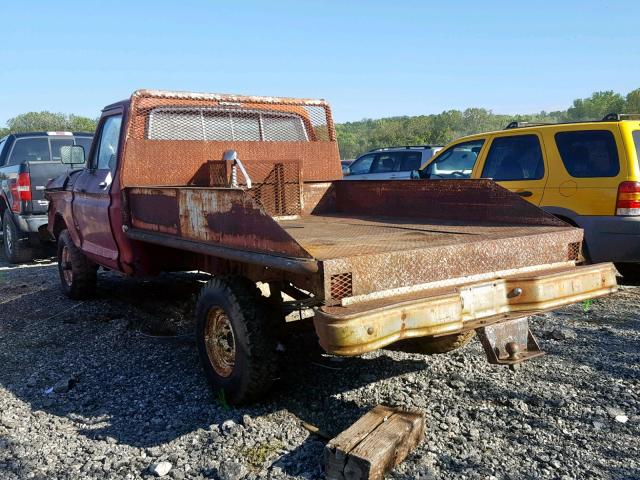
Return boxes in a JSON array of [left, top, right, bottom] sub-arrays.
[[71, 112, 123, 269], [477, 133, 548, 205]]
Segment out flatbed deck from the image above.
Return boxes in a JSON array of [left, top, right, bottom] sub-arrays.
[[278, 214, 571, 260]]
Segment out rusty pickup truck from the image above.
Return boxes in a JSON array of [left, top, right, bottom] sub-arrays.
[[46, 90, 617, 404]]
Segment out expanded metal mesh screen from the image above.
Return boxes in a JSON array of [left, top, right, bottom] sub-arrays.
[[128, 90, 336, 142]]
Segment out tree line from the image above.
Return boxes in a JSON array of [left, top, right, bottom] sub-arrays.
[[1, 88, 639, 160], [336, 88, 640, 158]]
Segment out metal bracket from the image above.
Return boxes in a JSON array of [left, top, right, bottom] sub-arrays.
[[476, 317, 544, 366]]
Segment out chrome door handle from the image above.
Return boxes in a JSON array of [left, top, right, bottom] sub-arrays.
[[98, 181, 108, 188]]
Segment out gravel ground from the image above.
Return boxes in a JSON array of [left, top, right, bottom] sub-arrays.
[[1, 251, 639, 480]]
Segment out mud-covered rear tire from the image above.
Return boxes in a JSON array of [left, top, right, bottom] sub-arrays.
[[195, 276, 278, 405], [57, 230, 96, 299], [2, 210, 33, 264], [394, 331, 477, 355]]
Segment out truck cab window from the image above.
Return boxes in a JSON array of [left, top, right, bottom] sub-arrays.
[[95, 115, 123, 170], [50, 138, 75, 162], [9, 138, 50, 165]]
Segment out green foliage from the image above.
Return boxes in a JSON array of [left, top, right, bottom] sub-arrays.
[[336, 87, 639, 159], [336, 108, 564, 159], [566, 91, 625, 121], [5, 111, 98, 134], [582, 298, 595, 313], [625, 88, 640, 114]]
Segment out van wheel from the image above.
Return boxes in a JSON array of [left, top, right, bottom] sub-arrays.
[[195, 276, 278, 405], [615, 263, 640, 282], [393, 331, 477, 355], [2, 211, 33, 264], [57, 230, 96, 299]]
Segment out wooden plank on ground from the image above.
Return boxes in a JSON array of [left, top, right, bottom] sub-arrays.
[[324, 405, 425, 480]]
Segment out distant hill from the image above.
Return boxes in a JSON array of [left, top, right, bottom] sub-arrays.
[[335, 88, 640, 159]]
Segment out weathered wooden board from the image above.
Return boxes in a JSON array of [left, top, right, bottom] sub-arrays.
[[324, 405, 425, 480]]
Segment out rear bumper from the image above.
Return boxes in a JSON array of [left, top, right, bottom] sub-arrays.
[[13, 213, 48, 233], [313, 263, 617, 356], [580, 216, 640, 263]]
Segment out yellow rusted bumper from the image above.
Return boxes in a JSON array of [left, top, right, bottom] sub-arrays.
[[313, 263, 617, 356]]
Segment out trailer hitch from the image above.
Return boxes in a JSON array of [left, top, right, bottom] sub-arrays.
[[476, 317, 544, 368]]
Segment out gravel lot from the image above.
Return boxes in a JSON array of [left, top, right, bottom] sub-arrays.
[[1, 251, 639, 480]]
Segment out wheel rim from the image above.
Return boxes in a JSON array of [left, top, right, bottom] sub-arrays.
[[204, 307, 236, 378], [60, 246, 73, 286]]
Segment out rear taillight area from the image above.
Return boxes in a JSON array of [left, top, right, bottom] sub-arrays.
[[616, 181, 640, 215], [9, 172, 32, 211]]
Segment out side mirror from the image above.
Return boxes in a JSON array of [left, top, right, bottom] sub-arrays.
[[342, 165, 350, 176], [60, 145, 86, 165], [410, 169, 421, 180]]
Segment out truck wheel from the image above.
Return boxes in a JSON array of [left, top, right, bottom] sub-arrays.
[[57, 230, 96, 299], [394, 331, 477, 355], [2, 211, 34, 264], [195, 277, 278, 405]]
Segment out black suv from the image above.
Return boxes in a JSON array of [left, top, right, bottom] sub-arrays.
[[0, 131, 93, 263]]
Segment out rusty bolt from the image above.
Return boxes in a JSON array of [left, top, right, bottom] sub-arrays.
[[507, 287, 523, 298]]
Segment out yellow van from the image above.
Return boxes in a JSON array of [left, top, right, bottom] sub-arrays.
[[419, 113, 640, 279]]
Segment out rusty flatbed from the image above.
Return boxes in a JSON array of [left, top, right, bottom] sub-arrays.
[[47, 89, 618, 404], [278, 214, 572, 260]]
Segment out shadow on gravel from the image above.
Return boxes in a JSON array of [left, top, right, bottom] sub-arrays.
[[0, 258, 427, 478]]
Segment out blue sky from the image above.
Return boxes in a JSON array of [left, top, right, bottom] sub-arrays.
[[1, 0, 639, 124]]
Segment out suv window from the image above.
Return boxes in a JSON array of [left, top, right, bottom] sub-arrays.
[[9, 137, 50, 165], [370, 152, 401, 173], [349, 154, 375, 175], [555, 130, 619, 178], [423, 139, 484, 178], [399, 152, 422, 171], [633, 131, 640, 167], [95, 115, 123, 170], [482, 135, 544, 181]]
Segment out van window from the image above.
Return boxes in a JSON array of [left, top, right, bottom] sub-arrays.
[[8, 138, 50, 165], [422, 139, 484, 179], [555, 130, 619, 178], [633, 131, 640, 168], [481, 135, 544, 181]]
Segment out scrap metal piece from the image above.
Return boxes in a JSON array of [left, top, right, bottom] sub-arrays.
[[476, 317, 544, 365]]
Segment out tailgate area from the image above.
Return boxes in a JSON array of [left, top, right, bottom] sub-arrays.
[[314, 263, 618, 355]]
